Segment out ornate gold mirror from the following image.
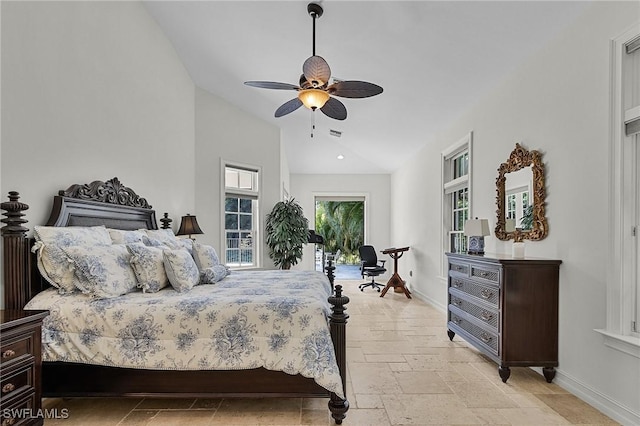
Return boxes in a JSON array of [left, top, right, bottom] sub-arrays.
[[495, 143, 548, 241]]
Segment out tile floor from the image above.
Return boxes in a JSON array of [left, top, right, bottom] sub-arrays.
[[41, 280, 618, 425]]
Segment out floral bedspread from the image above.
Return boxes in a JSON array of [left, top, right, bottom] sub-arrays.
[[25, 270, 343, 397]]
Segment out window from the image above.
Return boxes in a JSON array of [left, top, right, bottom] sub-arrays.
[[223, 164, 260, 268], [599, 26, 640, 357], [442, 132, 473, 274]]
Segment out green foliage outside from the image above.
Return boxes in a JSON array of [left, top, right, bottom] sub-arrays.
[[315, 201, 364, 264]]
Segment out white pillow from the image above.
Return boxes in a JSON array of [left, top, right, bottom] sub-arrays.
[[63, 245, 137, 299], [108, 229, 145, 245], [127, 243, 169, 293], [33, 225, 112, 293], [143, 229, 179, 246], [192, 242, 220, 270], [163, 249, 200, 293], [200, 264, 230, 284]]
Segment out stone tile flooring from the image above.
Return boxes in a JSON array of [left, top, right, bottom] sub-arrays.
[[41, 280, 619, 425]]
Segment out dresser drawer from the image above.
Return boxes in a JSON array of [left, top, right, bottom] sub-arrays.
[[449, 290, 499, 331], [449, 277, 499, 307], [1, 363, 34, 402], [0, 333, 33, 368], [1, 389, 37, 426], [470, 265, 500, 283], [449, 311, 498, 355]]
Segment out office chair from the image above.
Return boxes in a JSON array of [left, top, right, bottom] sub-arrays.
[[358, 245, 387, 292]]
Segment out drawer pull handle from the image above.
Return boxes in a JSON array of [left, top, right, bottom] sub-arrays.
[[453, 317, 463, 325], [453, 265, 464, 272], [480, 333, 492, 343], [452, 299, 462, 307], [2, 383, 15, 393], [480, 289, 494, 299], [2, 349, 16, 359], [481, 311, 494, 321], [453, 280, 463, 288], [2, 418, 16, 426]]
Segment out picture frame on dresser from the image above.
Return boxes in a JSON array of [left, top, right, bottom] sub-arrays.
[[445, 252, 561, 383]]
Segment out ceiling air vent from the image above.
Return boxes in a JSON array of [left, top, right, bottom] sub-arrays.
[[329, 129, 342, 138]]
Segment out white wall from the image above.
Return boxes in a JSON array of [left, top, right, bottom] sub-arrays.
[[194, 87, 281, 268], [391, 2, 639, 423], [290, 174, 391, 275], [1, 1, 195, 225]]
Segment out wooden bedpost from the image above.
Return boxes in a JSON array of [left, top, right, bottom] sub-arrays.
[[1, 191, 30, 310], [327, 284, 349, 424], [325, 258, 336, 291]]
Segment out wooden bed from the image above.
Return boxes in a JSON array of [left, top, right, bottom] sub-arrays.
[[1, 178, 349, 424]]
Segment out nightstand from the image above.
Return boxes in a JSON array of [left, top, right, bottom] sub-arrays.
[[1, 310, 48, 426]]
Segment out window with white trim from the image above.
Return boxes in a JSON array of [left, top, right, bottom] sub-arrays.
[[599, 26, 640, 357], [442, 132, 472, 274], [224, 164, 260, 268]]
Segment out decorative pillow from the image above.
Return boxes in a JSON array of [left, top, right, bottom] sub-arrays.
[[163, 249, 200, 293], [178, 238, 193, 255], [126, 243, 169, 293], [108, 229, 145, 245], [63, 245, 137, 299], [200, 264, 230, 284], [33, 225, 112, 293], [143, 229, 180, 246], [192, 242, 220, 270]]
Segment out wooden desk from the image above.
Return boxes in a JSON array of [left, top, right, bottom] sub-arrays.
[[380, 247, 411, 299]]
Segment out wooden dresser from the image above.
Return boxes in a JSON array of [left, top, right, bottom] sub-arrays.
[[445, 253, 561, 383], [1, 310, 49, 426]]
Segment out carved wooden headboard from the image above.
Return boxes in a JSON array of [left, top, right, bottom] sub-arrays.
[[1, 177, 166, 310]]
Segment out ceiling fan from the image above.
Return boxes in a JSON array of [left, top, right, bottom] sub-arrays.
[[244, 3, 383, 121]]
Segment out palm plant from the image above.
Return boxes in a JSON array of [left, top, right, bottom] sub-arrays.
[[265, 198, 309, 269]]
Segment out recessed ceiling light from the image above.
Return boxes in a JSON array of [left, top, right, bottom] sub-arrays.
[[337, 154, 344, 160]]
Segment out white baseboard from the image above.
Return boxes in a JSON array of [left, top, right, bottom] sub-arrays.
[[552, 368, 640, 426]]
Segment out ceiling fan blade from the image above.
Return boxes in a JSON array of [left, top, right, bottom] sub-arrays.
[[320, 97, 347, 121], [275, 98, 304, 117], [303, 56, 331, 87], [244, 81, 300, 91], [327, 80, 383, 98]]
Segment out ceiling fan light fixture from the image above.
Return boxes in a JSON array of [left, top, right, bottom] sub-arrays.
[[298, 88, 330, 110]]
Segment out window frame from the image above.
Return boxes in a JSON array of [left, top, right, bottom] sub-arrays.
[[598, 24, 640, 358], [221, 161, 262, 269], [441, 132, 473, 277]]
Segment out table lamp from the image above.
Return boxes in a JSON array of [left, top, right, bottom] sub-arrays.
[[176, 214, 204, 240], [464, 218, 490, 255]]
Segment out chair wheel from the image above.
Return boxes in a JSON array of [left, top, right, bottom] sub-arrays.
[[377, 288, 381, 292], [360, 288, 364, 292]]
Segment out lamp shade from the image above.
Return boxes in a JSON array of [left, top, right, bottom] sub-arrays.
[[464, 218, 490, 237], [176, 214, 204, 238]]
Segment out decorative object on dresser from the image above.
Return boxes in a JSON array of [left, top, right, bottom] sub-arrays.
[[1, 178, 349, 425], [1, 310, 49, 426], [464, 218, 490, 255], [176, 214, 204, 240], [446, 252, 561, 383], [495, 143, 548, 242]]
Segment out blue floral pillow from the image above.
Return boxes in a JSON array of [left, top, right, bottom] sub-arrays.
[[63, 245, 138, 299], [163, 249, 199, 293], [192, 242, 220, 270], [126, 243, 169, 293], [200, 264, 230, 284], [108, 229, 145, 245], [33, 225, 112, 293]]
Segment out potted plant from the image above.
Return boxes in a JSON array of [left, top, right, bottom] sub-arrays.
[[265, 198, 309, 269]]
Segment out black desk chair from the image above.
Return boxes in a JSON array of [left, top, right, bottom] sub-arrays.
[[358, 245, 387, 292]]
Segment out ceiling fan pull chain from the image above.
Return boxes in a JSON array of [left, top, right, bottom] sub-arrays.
[[310, 111, 316, 139]]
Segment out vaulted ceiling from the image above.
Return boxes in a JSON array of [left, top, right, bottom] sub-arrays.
[[144, 1, 590, 174]]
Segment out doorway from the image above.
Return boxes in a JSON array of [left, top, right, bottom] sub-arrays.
[[314, 196, 365, 279]]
